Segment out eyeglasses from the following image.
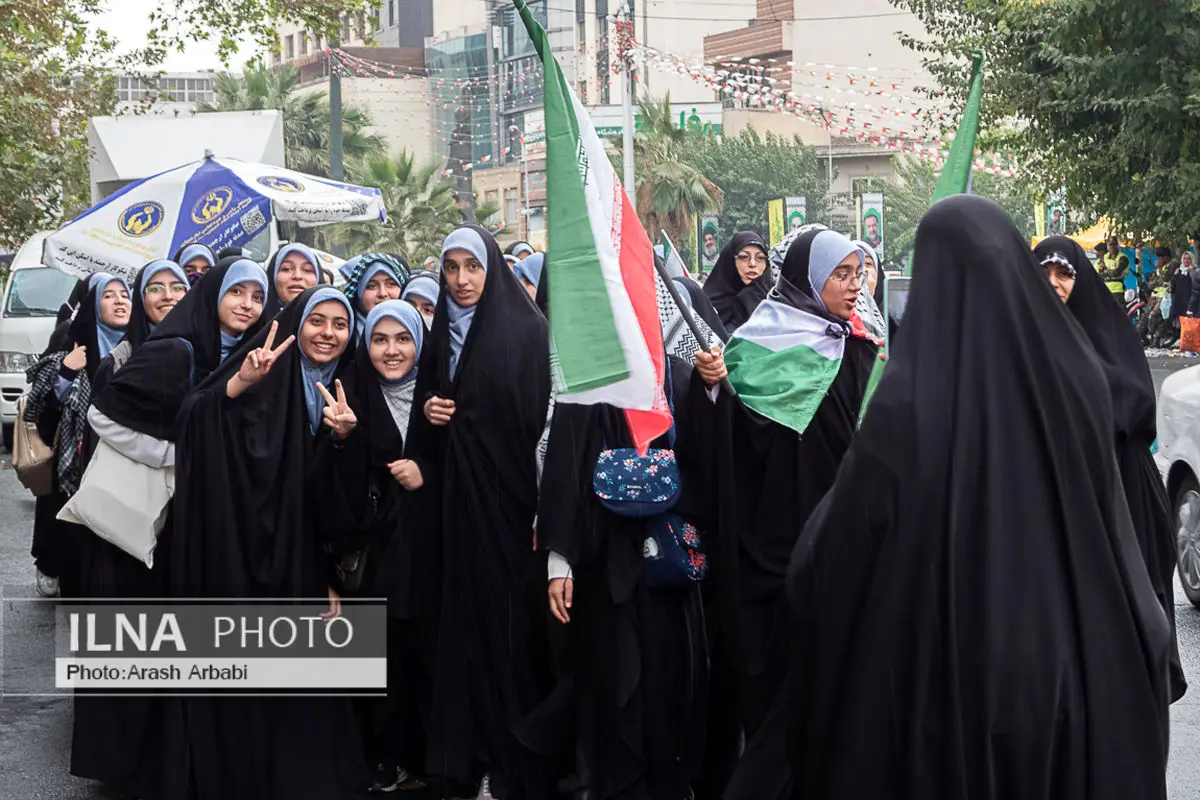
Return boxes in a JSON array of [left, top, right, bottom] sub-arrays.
[[144, 283, 189, 295], [827, 270, 864, 287], [735, 253, 769, 266]]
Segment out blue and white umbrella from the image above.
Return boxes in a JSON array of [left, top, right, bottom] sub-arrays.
[[43, 155, 386, 280]]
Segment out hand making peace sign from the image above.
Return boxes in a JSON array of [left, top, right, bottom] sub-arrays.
[[317, 379, 357, 439], [226, 321, 295, 399]]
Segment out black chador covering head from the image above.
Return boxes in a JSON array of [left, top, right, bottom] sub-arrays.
[[1035, 235, 1186, 703], [168, 285, 368, 799], [407, 224, 553, 798], [783, 196, 1172, 799], [687, 228, 878, 772], [92, 258, 270, 441], [702, 230, 772, 332]]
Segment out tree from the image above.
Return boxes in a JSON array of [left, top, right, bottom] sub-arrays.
[[861, 156, 1037, 266], [891, 0, 1200, 240], [610, 93, 724, 247], [686, 127, 826, 242], [197, 64, 385, 178], [0, 0, 119, 249], [331, 149, 467, 265], [144, 0, 376, 66]]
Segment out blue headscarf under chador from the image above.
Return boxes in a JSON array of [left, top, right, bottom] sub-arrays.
[[441, 228, 489, 380], [299, 287, 355, 434], [364, 300, 424, 385], [91, 273, 131, 359]]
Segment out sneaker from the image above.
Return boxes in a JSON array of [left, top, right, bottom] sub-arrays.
[[368, 765, 411, 793], [35, 569, 59, 598], [476, 774, 498, 800]]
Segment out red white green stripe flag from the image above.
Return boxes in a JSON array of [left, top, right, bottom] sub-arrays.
[[515, 0, 671, 451]]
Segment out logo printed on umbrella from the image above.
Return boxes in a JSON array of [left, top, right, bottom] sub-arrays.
[[118, 202, 165, 238], [257, 176, 305, 193], [191, 187, 234, 224]]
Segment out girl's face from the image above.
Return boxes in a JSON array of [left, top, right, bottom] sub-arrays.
[[300, 300, 351, 365], [820, 254, 864, 320], [735, 246, 768, 285], [863, 257, 879, 296], [99, 282, 131, 327], [443, 248, 486, 308], [361, 272, 402, 314], [369, 317, 418, 381], [143, 270, 188, 325], [276, 252, 319, 304], [184, 257, 212, 277], [1045, 263, 1075, 304], [408, 295, 436, 321], [217, 281, 265, 335]]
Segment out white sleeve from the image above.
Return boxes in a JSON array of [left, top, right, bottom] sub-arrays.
[[707, 385, 720, 403], [87, 406, 175, 468], [547, 550, 573, 582]]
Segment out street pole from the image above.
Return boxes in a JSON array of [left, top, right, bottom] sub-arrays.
[[618, 2, 635, 204], [486, 11, 501, 166], [824, 107, 834, 227], [330, 38, 344, 181]]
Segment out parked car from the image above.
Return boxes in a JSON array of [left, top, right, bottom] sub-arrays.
[[0, 233, 77, 450], [1156, 363, 1200, 607]]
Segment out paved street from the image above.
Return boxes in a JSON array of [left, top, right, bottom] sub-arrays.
[[0, 358, 1198, 798]]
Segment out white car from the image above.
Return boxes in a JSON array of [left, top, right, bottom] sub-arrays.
[[1156, 364, 1200, 607], [0, 233, 78, 449]]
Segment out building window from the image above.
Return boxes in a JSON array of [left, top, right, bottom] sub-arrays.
[[388, 0, 395, 27], [313, 33, 322, 52], [342, 15, 351, 42], [299, 31, 308, 56], [356, 13, 366, 41], [505, 190, 519, 225], [284, 35, 294, 60]]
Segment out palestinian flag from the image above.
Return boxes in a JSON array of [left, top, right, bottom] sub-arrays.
[[515, 0, 670, 452], [725, 299, 846, 435]]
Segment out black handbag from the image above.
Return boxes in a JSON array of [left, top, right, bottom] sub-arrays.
[[335, 470, 381, 595]]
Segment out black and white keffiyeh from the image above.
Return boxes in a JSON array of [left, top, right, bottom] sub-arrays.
[[23, 351, 92, 495]]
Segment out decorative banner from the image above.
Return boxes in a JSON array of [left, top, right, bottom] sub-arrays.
[[1045, 189, 1067, 238], [860, 192, 884, 259], [768, 199, 785, 247], [698, 215, 721, 271], [785, 196, 807, 233]]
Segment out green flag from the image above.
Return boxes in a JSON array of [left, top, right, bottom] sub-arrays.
[[930, 53, 985, 204], [863, 54, 984, 422]]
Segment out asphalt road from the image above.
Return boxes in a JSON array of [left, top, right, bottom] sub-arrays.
[[0, 358, 1198, 799]]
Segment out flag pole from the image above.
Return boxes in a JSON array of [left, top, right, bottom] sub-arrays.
[[653, 259, 736, 395]]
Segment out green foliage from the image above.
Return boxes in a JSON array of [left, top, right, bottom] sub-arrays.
[[144, 0, 378, 66], [331, 149, 466, 265], [0, 0, 120, 249], [686, 127, 826, 242], [609, 93, 724, 248], [197, 63, 385, 178], [867, 156, 1037, 266], [892, 0, 1200, 239]]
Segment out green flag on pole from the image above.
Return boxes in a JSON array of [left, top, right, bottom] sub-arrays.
[[862, 53, 984, 420], [930, 52, 985, 205]]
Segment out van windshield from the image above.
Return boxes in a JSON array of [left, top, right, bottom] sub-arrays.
[[5, 268, 78, 317]]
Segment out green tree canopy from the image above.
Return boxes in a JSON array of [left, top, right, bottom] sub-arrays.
[[197, 64, 385, 178], [892, 0, 1200, 240], [685, 127, 826, 242], [0, 0, 119, 249], [331, 149, 467, 265]]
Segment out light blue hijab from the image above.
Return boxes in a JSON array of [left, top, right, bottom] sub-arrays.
[[441, 228, 489, 380], [354, 262, 403, 338], [176, 243, 216, 270], [299, 287, 354, 435], [365, 300, 424, 385], [91, 273, 130, 359], [140, 260, 189, 333], [218, 259, 269, 362], [514, 253, 544, 289]]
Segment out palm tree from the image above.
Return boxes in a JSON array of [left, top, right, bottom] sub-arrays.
[[197, 64, 385, 178], [331, 149, 467, 264], [610, 93, 723, 244]]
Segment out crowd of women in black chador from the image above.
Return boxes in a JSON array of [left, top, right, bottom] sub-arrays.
[[28, 197, 1186, 800]]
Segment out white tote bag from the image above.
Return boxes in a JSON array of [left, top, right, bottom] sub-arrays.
[[57, 439, 175, 569]]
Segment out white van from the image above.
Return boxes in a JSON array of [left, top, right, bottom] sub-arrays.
[[0, 232, 78, 449]]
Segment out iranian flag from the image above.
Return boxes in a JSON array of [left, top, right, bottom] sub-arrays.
[[515, 0, 671, 452]]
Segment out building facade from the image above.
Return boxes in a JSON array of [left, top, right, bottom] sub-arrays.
[[115, 72, 216, 116]]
